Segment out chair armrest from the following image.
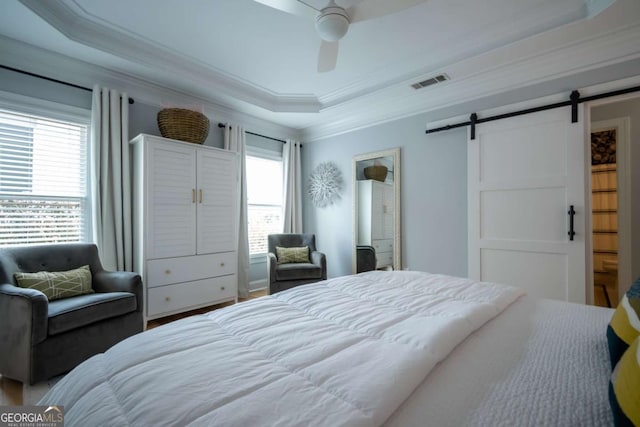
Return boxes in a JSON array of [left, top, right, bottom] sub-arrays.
[[0, 283, 48, 346], [310, 251, 327, 280], [267, 253, 278, 286], [93, 271, 143, 313]]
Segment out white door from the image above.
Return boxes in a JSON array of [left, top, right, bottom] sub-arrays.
[[196, 149, 238, 254], [468, 107, 586, 303], [147, 141, 197, 259]]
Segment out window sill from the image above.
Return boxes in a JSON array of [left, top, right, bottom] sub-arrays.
[[250, 254, 268, 264]]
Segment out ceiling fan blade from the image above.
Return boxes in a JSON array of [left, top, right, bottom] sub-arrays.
[[347, 0, 427, 23], [254, 0, 318, 19], [317, 41, 339, 73]]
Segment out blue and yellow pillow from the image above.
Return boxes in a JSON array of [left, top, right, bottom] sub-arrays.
[[609, 336, 640, 426], [607, 278, 640, 369]]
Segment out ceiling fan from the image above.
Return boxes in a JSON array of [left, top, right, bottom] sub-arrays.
[[255, 0, 428, 72]]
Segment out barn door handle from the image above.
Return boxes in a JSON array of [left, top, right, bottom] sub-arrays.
[[568, 205, 576, 241]]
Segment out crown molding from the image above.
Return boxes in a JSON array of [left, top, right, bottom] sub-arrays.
[[0, 35, 302, 141], [317, 0, 592, 108], [301, 22, 640, 141], [7, 0, 640, 143], [18, 0, 322, 113]]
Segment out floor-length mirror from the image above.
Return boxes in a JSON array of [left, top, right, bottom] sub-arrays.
[[352, 148, 401, 273]]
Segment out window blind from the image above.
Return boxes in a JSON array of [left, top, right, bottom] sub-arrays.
[[0, 107, 89, 246], [246, 154, 283, 255]]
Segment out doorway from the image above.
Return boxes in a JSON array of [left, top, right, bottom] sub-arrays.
[[590, 121, 621, 307], [588, 98, 636, 307]]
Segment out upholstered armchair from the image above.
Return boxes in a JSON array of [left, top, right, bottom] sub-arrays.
[[267, 234, 327, 294], [356, 245, 376, 273], [0, 243, 143, 384]]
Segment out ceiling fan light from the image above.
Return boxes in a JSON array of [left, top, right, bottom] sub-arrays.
[[315, 8, 350, 42]]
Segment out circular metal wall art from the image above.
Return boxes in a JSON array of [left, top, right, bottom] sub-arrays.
[[308, 162, 343, 208]]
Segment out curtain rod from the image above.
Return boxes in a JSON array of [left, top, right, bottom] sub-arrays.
[[426, 84, 640, 138], [1, 64, 135, 104], [217, 122, 299, 145]]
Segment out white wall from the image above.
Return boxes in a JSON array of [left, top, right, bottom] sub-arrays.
[[302, 114, 468, 279], [591, 97, 640, 290]]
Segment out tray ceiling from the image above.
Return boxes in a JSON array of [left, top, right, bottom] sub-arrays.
[[1, 0, 639, 140]]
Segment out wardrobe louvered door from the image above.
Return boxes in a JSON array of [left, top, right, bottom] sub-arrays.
[[147, 142, 197, 259], [196, 149, 238, 255]]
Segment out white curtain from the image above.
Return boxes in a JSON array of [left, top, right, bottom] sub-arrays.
[[224, 124, 250, 299], [90, 86, 132, 272], [282, 139, 303, 233]]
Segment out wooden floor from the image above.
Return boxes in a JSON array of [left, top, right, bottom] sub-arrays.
[[0, 289, 267, 406], [594, 284, 618, 309]]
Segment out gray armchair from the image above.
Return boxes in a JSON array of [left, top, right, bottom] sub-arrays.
[[267, 234, 327, 294], [0, 243, 143, 384]]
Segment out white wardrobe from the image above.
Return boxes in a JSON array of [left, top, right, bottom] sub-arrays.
[[358, 179, 394, 269], [131, 134, 239, 323]]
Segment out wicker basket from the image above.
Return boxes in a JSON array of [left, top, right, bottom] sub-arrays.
[[364, 165, 388, 182], [157, 108, 210, 144]]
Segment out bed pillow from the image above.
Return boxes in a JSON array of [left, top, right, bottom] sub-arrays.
[[609, 336, 640, 426], [14, 265, 94, 301], [607, 278, 640, 369], [276, 246, 310, 264]]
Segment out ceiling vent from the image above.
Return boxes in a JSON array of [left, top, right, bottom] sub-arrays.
[[411, 74, 449, 90]]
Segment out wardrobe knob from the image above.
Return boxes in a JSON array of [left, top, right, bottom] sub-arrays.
[[165, 296, 170, 302], [165, 269, 171, 275], [220, 262, 225, 267], [221, 286, 225, 291]]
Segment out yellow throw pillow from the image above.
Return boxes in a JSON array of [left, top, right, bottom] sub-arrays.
[[609, 336, 640, 426], [607, 278, 640, 368], [14, 265, 94, 301], [276, 246, 310, 264]]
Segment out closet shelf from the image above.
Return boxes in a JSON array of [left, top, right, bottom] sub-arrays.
[[592, 209, 617, 214], [594, 249, 618, 255], [593, 230, 618, 234]]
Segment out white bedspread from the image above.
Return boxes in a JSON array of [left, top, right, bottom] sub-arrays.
[[385, 297, 614, 426], [41, 271, 523, 427]]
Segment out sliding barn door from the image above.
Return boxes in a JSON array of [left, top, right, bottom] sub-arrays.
[[468, 107, 586, 303]]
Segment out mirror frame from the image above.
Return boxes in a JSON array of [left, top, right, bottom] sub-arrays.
[[352, 147, 401, 274]]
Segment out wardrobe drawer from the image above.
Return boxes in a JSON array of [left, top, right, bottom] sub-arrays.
[[147, 275, 236, 317], [147, 252, 236, 288], [372, 239, 393, 253], [376, 251, 393, 269]]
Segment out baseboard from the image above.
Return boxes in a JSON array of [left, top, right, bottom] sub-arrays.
[[249, 279, 267, 292]]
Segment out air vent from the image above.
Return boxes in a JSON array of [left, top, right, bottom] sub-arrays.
[[411, 74, 449, 90]]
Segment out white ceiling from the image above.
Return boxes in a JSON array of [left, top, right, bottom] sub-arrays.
[[1, 0, 640, 140]]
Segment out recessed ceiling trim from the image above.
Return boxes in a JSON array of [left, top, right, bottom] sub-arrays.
[[6, 0, 640, 142], [18, 0, 322, 113], [0, 35, 303, 141], [302, 22, 640, 141]]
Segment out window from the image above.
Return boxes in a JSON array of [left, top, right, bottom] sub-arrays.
[[246, 153, 283, 255], [0, 103, 90, 246]]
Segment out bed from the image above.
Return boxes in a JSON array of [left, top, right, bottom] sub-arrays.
[[39, 270, 615, 426]]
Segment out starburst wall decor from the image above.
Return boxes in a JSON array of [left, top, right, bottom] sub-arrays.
[[308, 162, 343, 208]]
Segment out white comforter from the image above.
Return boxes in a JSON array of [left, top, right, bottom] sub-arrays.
[[41, 271, 524, 427]]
